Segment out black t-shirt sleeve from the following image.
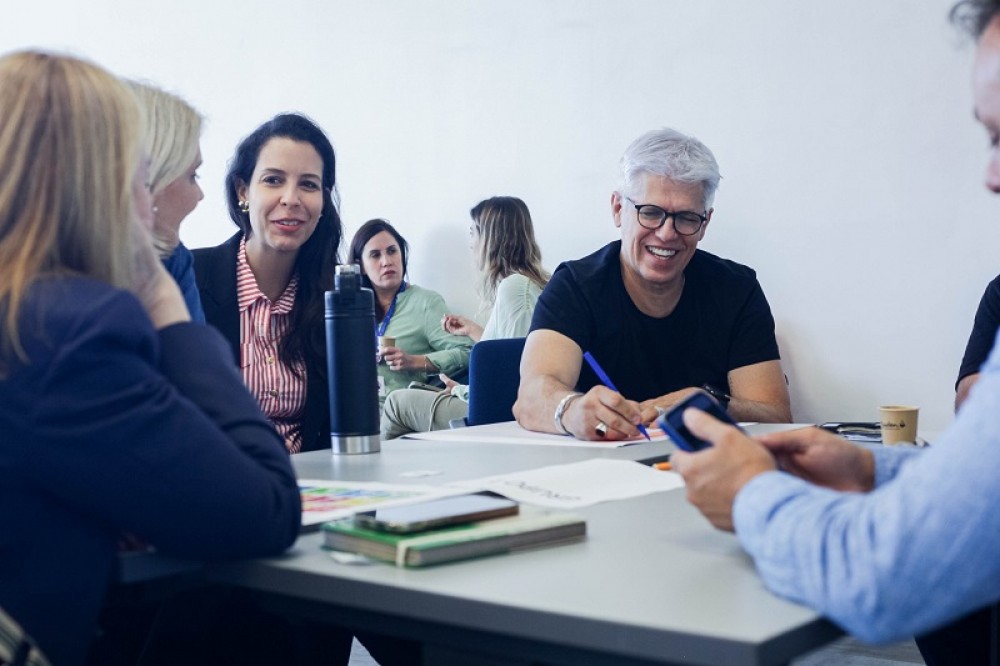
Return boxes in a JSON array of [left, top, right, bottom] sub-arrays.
[[958, 276, 1000, 384], [727, 280, 781, 371], [529, 262, 593, 353], [528, 246, 780, 401]]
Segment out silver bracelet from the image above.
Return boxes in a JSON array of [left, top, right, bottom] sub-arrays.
[[554, 392, 584, 436]]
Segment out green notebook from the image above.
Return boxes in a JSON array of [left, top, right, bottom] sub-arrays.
[[322, 509, 586, 567]]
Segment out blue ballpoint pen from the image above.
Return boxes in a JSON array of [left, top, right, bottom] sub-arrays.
[[582, 351, 651, 440]]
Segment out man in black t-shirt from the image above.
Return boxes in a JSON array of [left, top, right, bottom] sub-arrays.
[[513, 128, 791, 441], [956, 273, 1000, 410]]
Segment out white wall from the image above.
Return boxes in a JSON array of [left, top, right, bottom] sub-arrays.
[[5, 0, 997, 431]]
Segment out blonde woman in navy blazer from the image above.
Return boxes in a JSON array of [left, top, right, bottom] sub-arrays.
[[0, 51, 300, 665]]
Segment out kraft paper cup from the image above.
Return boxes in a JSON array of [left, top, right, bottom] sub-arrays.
[[879, 405, 919, 445], [376, 336, 395, 363]]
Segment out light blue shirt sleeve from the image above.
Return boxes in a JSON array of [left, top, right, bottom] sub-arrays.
[[733, 330, 1000, 644]]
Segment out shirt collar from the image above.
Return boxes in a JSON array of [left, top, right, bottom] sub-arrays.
[[236, 236, 299, 314]]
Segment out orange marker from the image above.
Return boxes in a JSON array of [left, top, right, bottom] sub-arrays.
[[652, 461, 672, 471]]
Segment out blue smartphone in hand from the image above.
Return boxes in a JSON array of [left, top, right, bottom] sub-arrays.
[[658, 391, 741, 452]]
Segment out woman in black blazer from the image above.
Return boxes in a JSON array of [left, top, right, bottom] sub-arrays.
[[194, 114, 342, 453]]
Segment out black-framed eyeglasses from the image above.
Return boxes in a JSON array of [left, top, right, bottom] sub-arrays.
[[625, 197, 707, 236]]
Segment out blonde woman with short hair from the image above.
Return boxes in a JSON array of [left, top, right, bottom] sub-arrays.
[[127, 80, 206, 320]]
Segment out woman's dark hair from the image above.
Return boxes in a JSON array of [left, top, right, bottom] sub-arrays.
[[225, 112, 342, 376], [349, 218, 409, 321], [951, 0, 1000, 38]]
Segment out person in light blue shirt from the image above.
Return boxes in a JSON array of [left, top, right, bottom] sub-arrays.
[[673, 3, 1000, 665]]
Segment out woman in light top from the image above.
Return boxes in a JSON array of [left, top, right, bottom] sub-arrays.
[[127, 80, 206, 321], [194, 113, 342, 453], [349, 218, 473, 404], [0, 50, 300, 665], [381, 196, 549, 438]]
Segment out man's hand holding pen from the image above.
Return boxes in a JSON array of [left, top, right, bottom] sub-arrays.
[[580, 352, 652, 441], [559, 385, 647, 441]]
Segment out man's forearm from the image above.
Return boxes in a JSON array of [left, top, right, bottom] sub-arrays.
[[514, 376, 577, 434], [728, 397, 792, 423]]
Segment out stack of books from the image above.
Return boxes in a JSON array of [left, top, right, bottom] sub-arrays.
[[322, 506, 586, 568]]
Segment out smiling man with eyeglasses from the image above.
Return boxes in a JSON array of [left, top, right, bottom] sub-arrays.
[[514, 127, 792, 441]]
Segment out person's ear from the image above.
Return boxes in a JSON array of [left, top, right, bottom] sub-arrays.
[[698, 208, 714, 240], [611, 191, 624, 229]]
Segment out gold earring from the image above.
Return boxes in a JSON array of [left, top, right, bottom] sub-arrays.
[[239, 200, 250, 213]]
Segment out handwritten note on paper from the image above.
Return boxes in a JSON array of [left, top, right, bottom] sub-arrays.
[[403, 420, 669, 448], [447, 459, 684, 509]]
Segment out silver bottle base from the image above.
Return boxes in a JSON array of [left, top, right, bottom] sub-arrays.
[[331, 433, 381, 455]]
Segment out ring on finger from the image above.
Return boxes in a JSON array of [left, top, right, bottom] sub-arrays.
[[595, 421, 609, 437]]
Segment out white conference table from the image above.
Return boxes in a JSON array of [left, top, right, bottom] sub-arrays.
[[196, 423, 842, 666]]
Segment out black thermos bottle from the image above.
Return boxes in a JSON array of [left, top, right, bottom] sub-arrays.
[[325, 264, 381, 454]]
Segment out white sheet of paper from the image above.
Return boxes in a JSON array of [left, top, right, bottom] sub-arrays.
[[402, 420, 669, 448], [447, 458, 684, 509]]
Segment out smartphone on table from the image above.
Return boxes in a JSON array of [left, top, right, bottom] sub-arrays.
[[657, 391, 742, 452], [354, 493, 519, 533]]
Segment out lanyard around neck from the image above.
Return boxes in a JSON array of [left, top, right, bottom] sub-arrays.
[[375, 282, 407, 337]]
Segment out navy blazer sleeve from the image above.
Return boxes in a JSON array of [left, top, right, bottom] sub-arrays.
[[1, 278, 302, 664], [17, 282, 301, 558]]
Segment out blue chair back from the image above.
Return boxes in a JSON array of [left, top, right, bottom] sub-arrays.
[[466, 338, 526, 426]]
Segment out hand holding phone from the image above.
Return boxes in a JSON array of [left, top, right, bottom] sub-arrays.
[[658, 391, 742, 452]]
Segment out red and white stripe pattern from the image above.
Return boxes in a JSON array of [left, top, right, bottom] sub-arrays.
[[236, 239, 306, 453]]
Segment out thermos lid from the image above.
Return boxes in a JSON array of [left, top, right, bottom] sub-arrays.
[[336, 264, 359, 276]]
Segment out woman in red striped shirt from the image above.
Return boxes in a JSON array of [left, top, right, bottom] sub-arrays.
[[194, 114, 342, 453]]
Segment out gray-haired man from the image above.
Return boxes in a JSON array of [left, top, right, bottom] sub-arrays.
[[514, 128, 791, 441]]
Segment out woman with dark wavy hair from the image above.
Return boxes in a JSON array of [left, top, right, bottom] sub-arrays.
[[349, 218, 473, 406], [194, 113, 342, 453]]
